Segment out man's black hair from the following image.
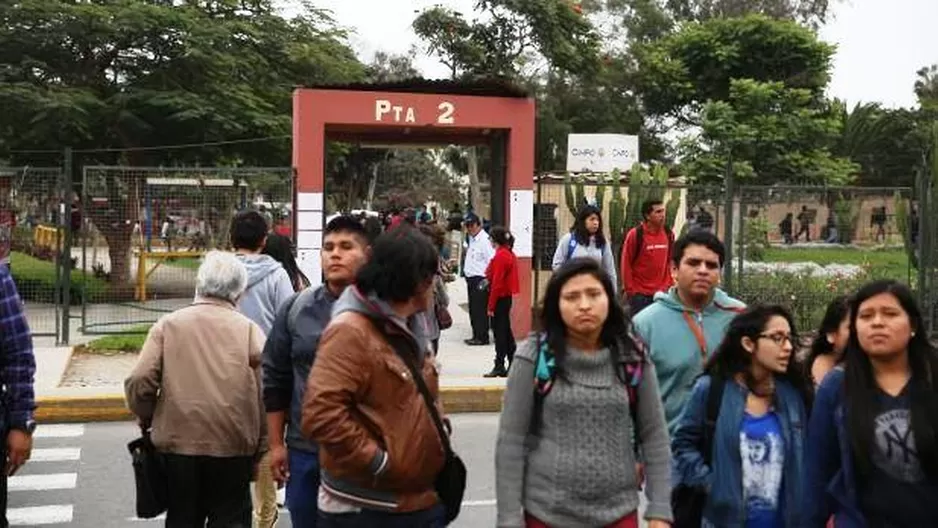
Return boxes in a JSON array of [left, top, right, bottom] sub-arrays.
[[671, 229, 726, 267], [356, 227, 438, 303], [230, 210, 268, 250], [641, 199, 664, 219], [324, 215, 368, 243]]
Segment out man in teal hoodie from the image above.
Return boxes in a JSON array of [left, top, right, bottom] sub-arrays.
[[632, 230, 745, 436]]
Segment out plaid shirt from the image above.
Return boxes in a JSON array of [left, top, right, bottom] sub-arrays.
[[0, 267, 36, 426]]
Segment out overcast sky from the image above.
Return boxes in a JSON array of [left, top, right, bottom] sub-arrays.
[[287, 0, 938, 109]]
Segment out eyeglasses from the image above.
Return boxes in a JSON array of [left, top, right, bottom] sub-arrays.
[[758, 333, 793, 346]]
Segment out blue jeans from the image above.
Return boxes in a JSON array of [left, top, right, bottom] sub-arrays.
[[318, 503, 445, 528], [286, 449, 320, 528]]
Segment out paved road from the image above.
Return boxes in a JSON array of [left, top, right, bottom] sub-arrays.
[[10, 414, 499, 527]]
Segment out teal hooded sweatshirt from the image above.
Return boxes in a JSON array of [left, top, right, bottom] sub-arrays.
[[632, 287, 746, 436]]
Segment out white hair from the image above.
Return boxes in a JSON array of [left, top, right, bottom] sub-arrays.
[[195, 251, 247, 303]]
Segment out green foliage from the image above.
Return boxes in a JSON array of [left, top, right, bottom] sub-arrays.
[[413, 0, 601, 79], [562, 173, 588, 217], [625, 163, 673, 227], [832, 194, 859, 244], [743, 216, 771, 261], [10, 251, 106, 304], [636, 15, 834, 124], [607, 169, 626, 248], [895, 191, 916, 268], [679, 79, 856, 184], [831, 101, 925, 187]]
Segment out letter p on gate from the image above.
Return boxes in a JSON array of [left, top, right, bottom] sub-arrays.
[[375, 99, 391, 121]]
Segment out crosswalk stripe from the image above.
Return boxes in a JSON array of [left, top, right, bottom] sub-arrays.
[[30, 448, 81, 462], [8, 504, 73, 525], [34, 424, 85, 438], [9, 473, 77, 491]]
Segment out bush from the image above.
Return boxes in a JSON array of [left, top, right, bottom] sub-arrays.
[[736, 269, 871, 332], [9, 252, 107, 304]]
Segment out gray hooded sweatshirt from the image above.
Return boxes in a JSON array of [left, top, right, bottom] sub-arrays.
[[236, 254, 294, 335]]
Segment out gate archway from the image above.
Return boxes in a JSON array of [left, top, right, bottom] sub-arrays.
[[292, 81, 536, 336]]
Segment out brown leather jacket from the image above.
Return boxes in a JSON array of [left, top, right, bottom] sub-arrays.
[[301, 306, 445, 512]]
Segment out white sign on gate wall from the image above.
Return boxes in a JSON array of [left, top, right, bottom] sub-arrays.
[[566, 134, 639, 173]]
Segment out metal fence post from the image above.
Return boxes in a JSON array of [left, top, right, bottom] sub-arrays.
[[722, 156, 735, 292], [59, 148, 73, 345]]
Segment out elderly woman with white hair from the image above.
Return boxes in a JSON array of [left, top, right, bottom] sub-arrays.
[[125, 250, 267, 527]]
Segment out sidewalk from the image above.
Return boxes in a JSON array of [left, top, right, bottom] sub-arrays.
[[32, 279, 511, 422]]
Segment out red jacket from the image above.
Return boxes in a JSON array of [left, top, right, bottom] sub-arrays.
[[620, 222, 673, 296], [485, 246, 519, 312]]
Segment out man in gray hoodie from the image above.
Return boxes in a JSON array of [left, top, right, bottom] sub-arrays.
[[231, 210, 294, 335], [230, 209, 294, 527]]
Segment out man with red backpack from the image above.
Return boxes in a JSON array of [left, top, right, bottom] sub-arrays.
[[620, 199, 674, 316]]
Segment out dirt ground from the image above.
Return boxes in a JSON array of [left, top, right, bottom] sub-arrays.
[[60, 351, 137, 387]]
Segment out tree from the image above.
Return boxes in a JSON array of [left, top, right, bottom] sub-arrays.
[[636, 15, 852, 184], [679, 79, 856, 184], [413, 0, 602, 80], [607, 0, 837, 38], [0, 0, 364, 283], [366, 51, 421, 83], [830, 101, 925, 187]]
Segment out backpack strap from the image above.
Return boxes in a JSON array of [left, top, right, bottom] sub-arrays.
[[565, 235, 578, 261], [702, 375, 725, 466], [630, 224, 645, 266]]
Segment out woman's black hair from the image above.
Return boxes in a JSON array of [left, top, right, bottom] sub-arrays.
[[844, 279, 938, 477], [262, 233, 309, 292], [571, 205, 607, 249], [805, 295, 851, 380], [705, 304, 811, 405], [490, 225, 514, 249], [535, 258, 638, 377], [356, 226, 438, 302]]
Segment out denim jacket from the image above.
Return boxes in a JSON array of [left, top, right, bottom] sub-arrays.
[[672, 375, 807, 527], [802, 368, 867, 528]]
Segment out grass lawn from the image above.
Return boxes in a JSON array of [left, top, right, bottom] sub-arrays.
[[82, 324, 152, 353], [10, 251, 108, 303], [761, 246, 911, 280]]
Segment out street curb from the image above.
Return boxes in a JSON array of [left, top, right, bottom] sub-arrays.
[[35, 386, 506, 424]]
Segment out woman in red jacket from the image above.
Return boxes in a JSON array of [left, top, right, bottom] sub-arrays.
[[484, 226, 520, 378]]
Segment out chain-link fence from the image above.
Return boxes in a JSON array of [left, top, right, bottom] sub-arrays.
[[79, 166, 294, 334], [1, 166, 69, 338], [532, 176, 923, 333]]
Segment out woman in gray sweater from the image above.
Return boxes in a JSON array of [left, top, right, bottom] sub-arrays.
[[495, 258, 673, 528]]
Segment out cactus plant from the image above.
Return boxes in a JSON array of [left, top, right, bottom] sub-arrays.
[[607, 169, 627, 262], [563, 172, 591, 217], [594, 172, 607, 210]]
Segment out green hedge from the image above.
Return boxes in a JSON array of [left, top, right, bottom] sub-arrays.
[[10, 252, 107, 304]]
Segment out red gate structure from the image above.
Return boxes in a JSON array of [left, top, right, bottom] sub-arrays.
[[292, 82, 536, 336]]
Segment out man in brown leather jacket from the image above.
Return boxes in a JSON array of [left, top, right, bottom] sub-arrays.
[[302, 227, 447, 528]]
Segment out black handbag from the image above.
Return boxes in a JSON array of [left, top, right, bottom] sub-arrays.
[[127, 427, 168, 519], [671, 376, 725, 528], [388, 336, 467, 524]]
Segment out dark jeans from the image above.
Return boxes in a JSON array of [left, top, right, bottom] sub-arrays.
[[286, 448, 320, 528], [628, 294, 655, 317], [163, 453, 253, 528], [492, 296, 516, 370], [319, 503, 445, 528], [466, 276, 490, 343]]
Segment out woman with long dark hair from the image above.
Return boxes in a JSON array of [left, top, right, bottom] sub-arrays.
[[672, 304, 810, 527], [483, 226, 519, 378], [495, 258, 672, 528], [805, 295, 851, 388], [551, 205, 618, 288], [804, 280, 938, 527], [263, 233, 310, 292]]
